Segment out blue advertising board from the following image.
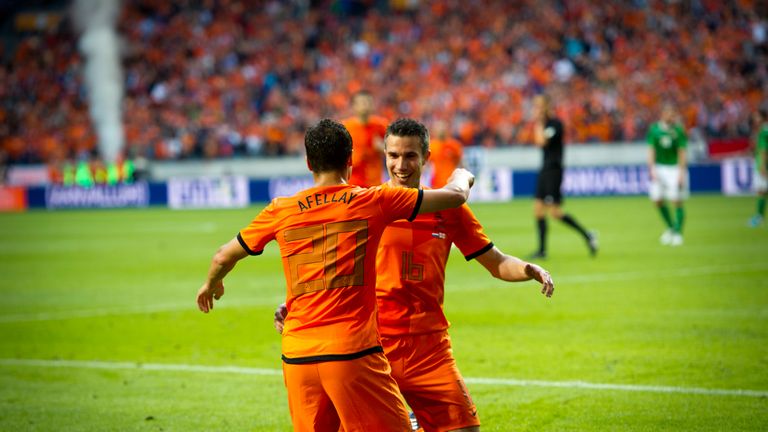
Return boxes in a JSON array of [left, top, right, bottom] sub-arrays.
[[513, 164, 720, 198], [20, 163, 725, 210], [45, 183, 150, 209]]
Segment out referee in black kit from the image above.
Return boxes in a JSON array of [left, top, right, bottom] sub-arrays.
[[529, 94, 597, 259]]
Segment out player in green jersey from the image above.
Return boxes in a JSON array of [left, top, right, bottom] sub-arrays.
[[647, 104, 688, 246], [749, 109, 768, 227]]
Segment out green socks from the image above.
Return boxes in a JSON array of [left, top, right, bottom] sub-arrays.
[[758, 197, 766, 216], [658, 205, 674, 229], [674, 207, 685, 234], [659, 204, 684, 233]]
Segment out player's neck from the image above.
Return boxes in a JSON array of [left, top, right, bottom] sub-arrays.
[[313, 170, 349, 187], [357, 114, 369, 124], [387, 179, 421, 189]]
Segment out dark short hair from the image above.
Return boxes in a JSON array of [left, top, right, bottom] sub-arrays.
[[353, 89, 373, 100], [385, 118, 430, 156], [304, 119, 353, 173]]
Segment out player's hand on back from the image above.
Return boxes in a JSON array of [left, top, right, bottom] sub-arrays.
[[274, 303, 287, 334], [525, 263, 554, 298], [196, 280, 225, 313]]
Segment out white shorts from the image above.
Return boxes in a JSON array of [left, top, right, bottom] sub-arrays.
[[649, 165, 688, 202], [754, 168, 768, 193]]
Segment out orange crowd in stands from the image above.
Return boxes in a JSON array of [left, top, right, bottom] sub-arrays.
[[1, 0, 766, 164]]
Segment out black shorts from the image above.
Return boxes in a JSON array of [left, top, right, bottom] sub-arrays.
[[535, 168, 563, 204]]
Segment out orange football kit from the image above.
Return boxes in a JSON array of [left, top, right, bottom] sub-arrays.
[[429, 137, 463, 188], [239, 184, 423, 431], [343, 116, 388, 187], [376, 185, 492, 431]]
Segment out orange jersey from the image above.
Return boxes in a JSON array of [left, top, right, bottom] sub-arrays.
[[375, 185, 492, 336], [238, 184, 423, 362], [429, 137, 463, 188], [343, 116, 388, 187]]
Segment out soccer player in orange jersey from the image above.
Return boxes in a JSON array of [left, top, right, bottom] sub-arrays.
[[429, 120, 464, 188], [343, 90, 389, 187], [196, 118, 476, 431], [275, 118, 554, 432]]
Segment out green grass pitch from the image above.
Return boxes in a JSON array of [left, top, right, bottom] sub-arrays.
[[0, 194, 766, 431]]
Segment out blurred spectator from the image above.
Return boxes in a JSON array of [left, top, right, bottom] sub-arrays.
[[1, 0, 766, 166], [428, 119, 463, 188], [0, 149, 7, 185], [343, 90, 388, 187]]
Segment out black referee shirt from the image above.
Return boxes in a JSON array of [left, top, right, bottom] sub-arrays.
[[541, 117, 564, 170]]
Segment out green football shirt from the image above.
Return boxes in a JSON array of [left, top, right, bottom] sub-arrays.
[[756, 124, 768, 171], [647, 122, 687, 165]]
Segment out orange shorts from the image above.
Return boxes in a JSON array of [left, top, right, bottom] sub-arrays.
[[282, 351, 411, 432], [382, 331, 480, 432]]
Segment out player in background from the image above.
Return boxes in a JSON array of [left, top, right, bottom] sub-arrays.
[[529, 94, 597, 259], [647, 103, 688, 245], [196, 118, 475, 431], [748, 109, 768, 227], [343, 90, 388, 187], [428, 119, 464, 188], [275, 118, 554, 432]]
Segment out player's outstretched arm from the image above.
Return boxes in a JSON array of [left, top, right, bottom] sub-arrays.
[[196, 237, 249, 313], [419, 168, 474, 214], [475, 246, 555, 297], [647, 146, 657, 180], [677, 147, 687, 188], [533, 120, 547, 148]]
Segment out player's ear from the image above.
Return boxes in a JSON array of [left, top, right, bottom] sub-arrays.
[[423, 150, 431, 166], [305, 156, 313, 172], [347, 155, 353, 167]]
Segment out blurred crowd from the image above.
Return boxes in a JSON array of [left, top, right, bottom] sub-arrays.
[[1, 0, 767, 165]]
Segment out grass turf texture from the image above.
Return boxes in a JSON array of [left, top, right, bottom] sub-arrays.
[[0, 194, 766, 431]]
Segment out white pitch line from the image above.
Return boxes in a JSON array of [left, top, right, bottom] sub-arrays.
[[0, 298, 283, 324], [0, 358, 766, 399], [557, 262, 768, 284], [0, 358, 281, 377], [450, 262, 768, 292], [463, 377, 768, 398]]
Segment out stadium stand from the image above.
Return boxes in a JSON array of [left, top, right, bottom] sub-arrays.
[[1, 0, 766, 169]]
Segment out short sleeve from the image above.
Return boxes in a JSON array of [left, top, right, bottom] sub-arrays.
[[449, 204, 493, 261], [646, 124, 656, 145], [377, 187, 423, 223], [760, 129, 768, 150], [555, 120, 564, 141], [237, 201, 278, 256]]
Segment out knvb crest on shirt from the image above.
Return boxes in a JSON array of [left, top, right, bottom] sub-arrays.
[[431, 212, 447, 240]]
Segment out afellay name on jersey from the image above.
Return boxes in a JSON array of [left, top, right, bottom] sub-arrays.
[[298, 191, 357, 212]]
